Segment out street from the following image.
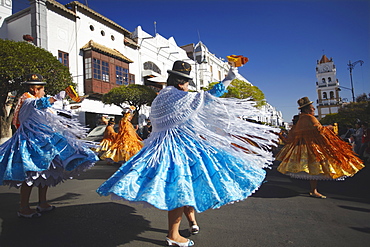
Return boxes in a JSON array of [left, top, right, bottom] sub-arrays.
[[0, 160, 369, 247]]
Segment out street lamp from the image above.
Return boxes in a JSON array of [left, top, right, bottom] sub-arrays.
[[347, 60, 364, 102]]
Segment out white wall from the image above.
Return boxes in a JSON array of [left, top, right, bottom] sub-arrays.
[[133, 26, 192, 85], [5, 12, 31, 41]]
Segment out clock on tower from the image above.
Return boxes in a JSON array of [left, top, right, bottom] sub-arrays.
[[322, 65, 330, 72]]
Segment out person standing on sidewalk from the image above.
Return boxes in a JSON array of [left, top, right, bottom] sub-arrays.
[[97, 61, 278, 246], [276, 97, 364, 198], [359, 122, 369, 161], [0, 74, 99, 218], [352, 122, 363, 155]]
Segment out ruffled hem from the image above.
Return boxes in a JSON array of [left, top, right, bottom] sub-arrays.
[[0, 97, 99, 185], [94, 139, 114, 152], [104, 182, 262, 212], [97, 129, 267, 213], [100, 146, 142, 163], [3, 160, 95, 188], [276, 125, 364, 179], [283, 172, 344, 181]]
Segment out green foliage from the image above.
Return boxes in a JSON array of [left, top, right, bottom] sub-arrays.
[[0, 39, 73, 138], [320, 101, 370, 126], [203, 79, 266, 107], [0, 39, 73, 99], [356, 93, 370, 103], [102, 84, 157, 113]]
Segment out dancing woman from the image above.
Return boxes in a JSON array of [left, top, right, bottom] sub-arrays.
[[276, 97, 364, 198], [0, 74, 98, 218], [97, 61, 277, 246], [100, 108, 143, 163], [94, 118, 117, 154]]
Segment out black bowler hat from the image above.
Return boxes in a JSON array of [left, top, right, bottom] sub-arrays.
[[108, 118, 115, 125], [23, 73, 46, 85], [167, 61, 193, 80]]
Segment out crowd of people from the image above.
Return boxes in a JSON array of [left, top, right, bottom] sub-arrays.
[[0, 62, 366, 246], [341, 122, 370, 162]]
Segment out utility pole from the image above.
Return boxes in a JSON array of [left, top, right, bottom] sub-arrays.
[[347, 60, 364, 102]]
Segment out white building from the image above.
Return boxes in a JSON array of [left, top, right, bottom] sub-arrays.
[[0, 0, 284, 128], [315, 55, 342, 120]]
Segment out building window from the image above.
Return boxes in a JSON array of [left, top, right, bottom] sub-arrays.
[[58, 50, 69, 67], [143, 61, 161, 74], [85, 58, 92, 79], [93, 58, 109, 82], [102, 61, 109, 82], [328, 77, 332, 82], [330, 91, 334, 99], [83, 49, 134, 94], [116, 66, 129, 85], [218, 71, 221, 81], [323, 92, 327, 99], [322, 78, 326, 83], [111, 35, 115, 41], [93, 58, 101, 80], [101, 30, 105, 36], [90, 25, 94, 31]]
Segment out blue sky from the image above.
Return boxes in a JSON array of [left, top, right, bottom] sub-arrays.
[[14, 0, 370, 122]]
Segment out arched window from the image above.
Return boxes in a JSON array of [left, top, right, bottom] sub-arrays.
[[328, 77, 332, 82], [143, 61, 161, 74], [323, 92, 327, 99], [330, 91, 334, 99], [322, 78, 326, 83]]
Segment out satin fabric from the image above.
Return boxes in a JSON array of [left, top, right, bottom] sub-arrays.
[[97, 83, 278, 213], [94, 125, 117, 152], [0, 95, 99, 188], [100, 118, 143, 163], [276, 113, 364, 180], [97, 129, 266, 213]]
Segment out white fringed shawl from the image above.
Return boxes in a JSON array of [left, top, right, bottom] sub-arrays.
[[148, 86, 278, 169]]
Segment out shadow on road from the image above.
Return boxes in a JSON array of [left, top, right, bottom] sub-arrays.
[[254, 183, 300, 198], [0, 197, 157, 247], [75, 161, 121, 180], [253, 160, 370, 203]]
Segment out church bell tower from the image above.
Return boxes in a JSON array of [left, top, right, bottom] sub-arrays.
[[315, 55, 342, 120]]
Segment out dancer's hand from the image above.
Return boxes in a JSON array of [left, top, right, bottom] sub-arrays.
[[53, 91, 66, 101], [222, 67, 238, 87]]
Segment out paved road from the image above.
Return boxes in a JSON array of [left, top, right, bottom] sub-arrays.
[[0, 160, 369, 247]]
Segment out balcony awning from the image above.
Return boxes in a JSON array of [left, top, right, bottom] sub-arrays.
[[142, 70, 161, 78], [147, 75, 167, 83], [81, 40, 133, 63]]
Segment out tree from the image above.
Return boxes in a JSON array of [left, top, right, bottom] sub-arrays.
[[0, 39, 73, 139], [356, 93, 370, 103], [320, 101, 370, 127], [102, 84, 157, 120], [203, 79, 266, 107]]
